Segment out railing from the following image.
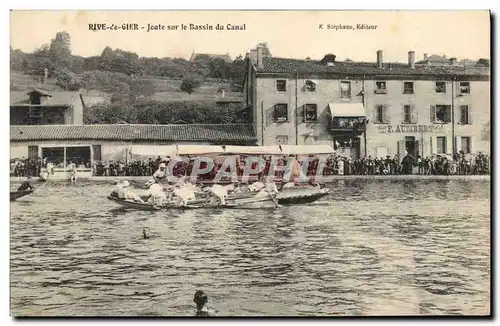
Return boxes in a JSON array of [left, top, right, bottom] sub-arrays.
[[330, 120, 367, 132]]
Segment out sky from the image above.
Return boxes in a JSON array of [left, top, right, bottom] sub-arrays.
[[10, 10, 491, 62]]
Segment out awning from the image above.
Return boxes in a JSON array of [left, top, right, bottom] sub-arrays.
[[177, 145, 225, 156], [129, 145, 178, 159], [328, 103, 366, 118], [280, 145, 335, 155], [224, 145, 282, 155]]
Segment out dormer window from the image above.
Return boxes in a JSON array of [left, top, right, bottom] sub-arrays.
[[304, 80, 317, 92]]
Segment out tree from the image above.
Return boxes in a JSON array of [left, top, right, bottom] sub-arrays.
[[180, 75, 202, 96], [53, 68, 74, 90], [49, 31, 72, 70]]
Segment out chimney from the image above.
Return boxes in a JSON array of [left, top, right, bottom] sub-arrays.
[[321, 54, 336, 66], [249, 49, 257, 65], [408, 51, 415, 69], [449, 57, 457, 65], [377, 50, 383, 69], [43, 68, 48, 85], [423, 53, 428, 60], [256, 46, 264, 68]]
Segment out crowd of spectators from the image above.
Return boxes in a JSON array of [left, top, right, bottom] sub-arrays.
[[10, 152, 490, 178]]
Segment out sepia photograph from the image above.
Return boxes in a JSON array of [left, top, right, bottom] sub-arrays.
[[8, 10, 491, 317]]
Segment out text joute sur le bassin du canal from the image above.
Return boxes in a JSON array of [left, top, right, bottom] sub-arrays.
[[88, 23, 247, 32]]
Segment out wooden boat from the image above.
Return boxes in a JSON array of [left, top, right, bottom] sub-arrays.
[[107, 188, 329, 211], [10, 189, 35, 202], [107, 195, 280, 210]]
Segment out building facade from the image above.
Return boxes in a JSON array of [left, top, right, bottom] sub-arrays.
[[10, 89, 85, 125], [243, 47, 490, 158], [10, 124, 257, 163]]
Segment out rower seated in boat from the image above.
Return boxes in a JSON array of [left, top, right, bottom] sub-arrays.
[[110, 180, 123, 197], [17, 181, 33, 192], [172, 179, 196, 206], [248, 181, 265, 192], [152, 162, 168, 183], [118, 181, 145, 203], [255, 182, 279, 198], [207, 184, 228, 205], [147, 182, 167, 206], [224, 181, 241, 196]]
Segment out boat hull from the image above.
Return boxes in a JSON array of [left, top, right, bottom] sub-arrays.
[[107, 188, 329, 211], [10, 189, 35, 202], [107, 195, 278, 210]]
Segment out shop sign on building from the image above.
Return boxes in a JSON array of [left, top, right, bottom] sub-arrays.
[[377, 124, 444, 133]]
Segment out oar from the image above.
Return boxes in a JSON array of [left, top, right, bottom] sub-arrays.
[[264, 187, 281, 208]]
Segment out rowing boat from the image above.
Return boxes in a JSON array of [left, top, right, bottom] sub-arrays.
[[10, 189, 35, 202], [107, 188, 329, 210]]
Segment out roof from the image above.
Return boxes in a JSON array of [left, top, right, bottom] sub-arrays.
[[256, 57, 490, 78], [190, 52, 232, 62], [10, 91, 82, 107], [10, 124, 257, 142], [416, 55, 451, 64]]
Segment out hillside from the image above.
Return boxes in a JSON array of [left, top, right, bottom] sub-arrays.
[[10, 72, 243, 104]]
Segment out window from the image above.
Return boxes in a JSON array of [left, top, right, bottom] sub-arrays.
[[276, 135, 289, 145], [403, 105, 412, 124], [436, 136, 447, 154], [431, 105, 451, 123], [274, 104, 288, 122], [340, 81, 351, 99], [375, 81, 387, 94], [403, 82, 414, 94], [460, 82, 470, 94], [374, 105, 387, 124], [435, 81, 446, 93], [460, 105, 471, 124], [304, 104, 318, 122], [276, 80, 287, 92], [461, 137, 471, 154], [304, 80, 316, 92]]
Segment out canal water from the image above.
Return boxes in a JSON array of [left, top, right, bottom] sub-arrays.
[[10, 180, 490, 316]]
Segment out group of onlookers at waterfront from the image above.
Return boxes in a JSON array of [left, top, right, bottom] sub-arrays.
[[11, 151, 490, 178]]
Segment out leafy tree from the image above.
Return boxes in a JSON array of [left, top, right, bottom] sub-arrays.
[[49, 31, 72, 70], [180, 75, 202, 96], [53, 68, 74, 90]]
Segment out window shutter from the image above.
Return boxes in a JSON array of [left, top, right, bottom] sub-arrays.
[[468, 106, 473, 125], [446, 136, 453, 154], [411, 105, 417, 124], [470, 136, 475, 154], [401, 105, 405, 124], [266, 105, 276, 127], [430, 105, 436, 123], [431, 136, 437, 155], [397, 140, 406, 158], [455, 136, 461, 153], [445, 106, 452, 123], [297, 105, 304, 123], [382, 105, 389, 123]]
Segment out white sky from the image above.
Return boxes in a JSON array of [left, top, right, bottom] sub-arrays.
[[10, 10, 490, 62]]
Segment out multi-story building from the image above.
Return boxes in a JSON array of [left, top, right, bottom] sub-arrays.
[[243, 46, 490, 158]]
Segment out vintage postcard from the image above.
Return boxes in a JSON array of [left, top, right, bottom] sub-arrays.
[[9, 10, 490, 317]]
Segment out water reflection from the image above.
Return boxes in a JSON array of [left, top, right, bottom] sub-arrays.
[[10, 180, 490, 316]]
